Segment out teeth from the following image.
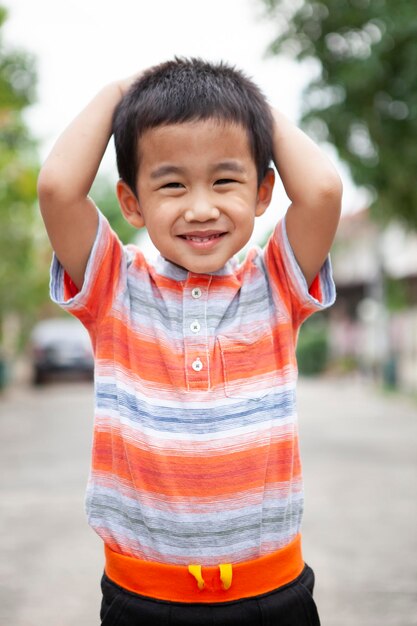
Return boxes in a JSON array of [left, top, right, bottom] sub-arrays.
[[184, 234, 221, 242]]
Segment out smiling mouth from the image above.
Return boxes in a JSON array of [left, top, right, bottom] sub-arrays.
[[179, 232, 226, 242]]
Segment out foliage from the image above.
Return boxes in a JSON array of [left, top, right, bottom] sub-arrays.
[[296, 315, 329, 375], [384, 275, 409, 312], [90, 175, 139, 245], [0, 7, 143, 370], [0, 5, 47, 349], [262, 0, 417, 229]]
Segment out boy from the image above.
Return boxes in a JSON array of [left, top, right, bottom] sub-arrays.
[[38, 58, 341, 625]]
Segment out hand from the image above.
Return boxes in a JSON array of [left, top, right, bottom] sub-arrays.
[[117, 71, 143, 98]]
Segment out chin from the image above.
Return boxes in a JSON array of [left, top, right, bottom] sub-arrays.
[[189, 259, 226, 274]]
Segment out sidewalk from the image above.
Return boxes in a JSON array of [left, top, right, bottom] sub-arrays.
[[298, 376, 417, 626]]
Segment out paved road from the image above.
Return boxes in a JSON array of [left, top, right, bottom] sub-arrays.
[[1, 376, 416, 626], [298, 377, 417, 626]]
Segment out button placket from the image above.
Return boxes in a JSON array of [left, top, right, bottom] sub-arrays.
[[183, 277, 211, 390], [190, 320, 201, 333], [191, 357, 203, 372]]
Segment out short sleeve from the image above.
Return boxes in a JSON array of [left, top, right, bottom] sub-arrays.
[[49, 209, 124, 327], [263, 216, 336, 328]]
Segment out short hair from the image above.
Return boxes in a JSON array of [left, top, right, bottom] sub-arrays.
[[113, 57, 273, 192]]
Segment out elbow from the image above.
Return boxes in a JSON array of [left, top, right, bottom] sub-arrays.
[[316, 171, 343, 217], [37, 167, 58, 209], [318, 169, 343, 200], [37, 166, 73, 217]]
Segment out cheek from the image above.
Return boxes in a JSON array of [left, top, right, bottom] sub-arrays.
[[232, 203, 256, 226], [230, 187, 257, 209], [153, 196, 180, 214], [144, 199, 170, 224]]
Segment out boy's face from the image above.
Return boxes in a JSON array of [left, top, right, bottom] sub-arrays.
[[117, 119, 274, 274]]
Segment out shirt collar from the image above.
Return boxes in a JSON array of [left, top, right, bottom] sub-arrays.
[[155, 255, 238, 281]]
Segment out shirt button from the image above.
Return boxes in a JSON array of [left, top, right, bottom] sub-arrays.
[[192, 358, 203, 372], [190, 320, 201, 333], [191, 287, 202, 299]]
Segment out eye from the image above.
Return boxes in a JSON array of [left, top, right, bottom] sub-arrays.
[[161, 182, 184, 189], [214, 178, 238, 186]]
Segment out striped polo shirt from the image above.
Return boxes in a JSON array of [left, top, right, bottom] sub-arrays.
[[50, 209, 335, 566]]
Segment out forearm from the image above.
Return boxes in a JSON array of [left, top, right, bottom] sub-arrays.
[[38, 82, 123, 203], [37, 78, 135, 290], [271, 109, 342, 287], [271, 108, 342, 208]]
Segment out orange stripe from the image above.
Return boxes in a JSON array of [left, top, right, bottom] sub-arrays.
[[95, 316, 299, 390], [92, 431, 301, 497], [95, 318, 294, 387], [104, 533, 304, 602], [95, 318, 186, 385]]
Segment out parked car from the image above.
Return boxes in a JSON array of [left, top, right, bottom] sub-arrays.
[[30, 318, 94, 385]]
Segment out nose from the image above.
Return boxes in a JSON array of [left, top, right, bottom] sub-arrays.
[[184, 194, 220, 222]]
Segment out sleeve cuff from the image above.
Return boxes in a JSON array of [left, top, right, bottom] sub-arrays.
[[280, 216, 336, 313], [49, 209, 105, 314]]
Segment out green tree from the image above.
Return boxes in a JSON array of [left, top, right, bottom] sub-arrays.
[[0, 6, 46, 360], [262, 0, 417, 228], [90, 174, 141, 245]]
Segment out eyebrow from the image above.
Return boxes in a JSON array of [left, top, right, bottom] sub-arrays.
[[150, 165, 185, 180], [212, 161, 247, 175], [150, 161, 247, 180]]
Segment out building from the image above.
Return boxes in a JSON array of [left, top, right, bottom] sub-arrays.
[[329, 208, 417, 392]]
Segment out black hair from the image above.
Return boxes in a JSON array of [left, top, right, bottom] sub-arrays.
[[113, 57, 273, 192]]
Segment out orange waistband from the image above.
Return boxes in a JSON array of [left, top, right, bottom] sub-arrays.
[[104, 534, 304, 603]]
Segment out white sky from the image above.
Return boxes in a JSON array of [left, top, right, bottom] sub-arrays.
[[5, 0, 366, 254]]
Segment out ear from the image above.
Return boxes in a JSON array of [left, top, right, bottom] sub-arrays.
[[255, 168, 275, 217], [116, 179, 145, 229]]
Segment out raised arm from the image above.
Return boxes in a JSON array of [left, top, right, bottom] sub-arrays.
[[37, 77, 135, 290], [272, 109, 342, 288]]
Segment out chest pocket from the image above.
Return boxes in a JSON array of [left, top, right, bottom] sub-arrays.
[[217, 324, 279, 400]]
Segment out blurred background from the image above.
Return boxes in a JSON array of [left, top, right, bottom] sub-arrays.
[[0, 1, 416, 624]]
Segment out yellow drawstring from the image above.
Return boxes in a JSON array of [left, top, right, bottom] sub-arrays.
[[219, 563, 233, 590], [188, 563, 233, 591], [188, 564, 205, 590]]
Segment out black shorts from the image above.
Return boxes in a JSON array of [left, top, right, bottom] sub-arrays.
[[100, 563, 320, 625]]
